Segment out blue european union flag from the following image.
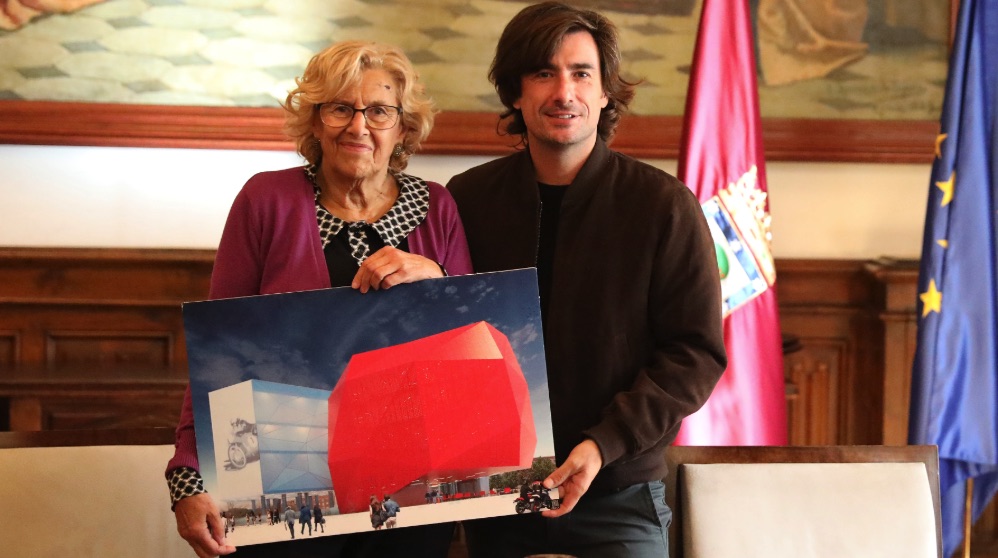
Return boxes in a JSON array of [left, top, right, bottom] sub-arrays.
[[908, 1, 998, 556]]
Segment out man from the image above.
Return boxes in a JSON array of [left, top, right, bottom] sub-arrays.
[[283, 504, 297, 540], [382, 495, 400, 529], [299, 500, 312, 536], [447, 2, 726, 556]]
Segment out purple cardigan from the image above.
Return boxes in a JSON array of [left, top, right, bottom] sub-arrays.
[[166, 167, 473, 475]]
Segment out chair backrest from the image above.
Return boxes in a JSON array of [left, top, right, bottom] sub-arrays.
[[664, 445, 942, 558], [0, 427, 192, 558]]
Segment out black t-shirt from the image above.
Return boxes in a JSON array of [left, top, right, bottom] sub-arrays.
[[537, 182, 568, 320]]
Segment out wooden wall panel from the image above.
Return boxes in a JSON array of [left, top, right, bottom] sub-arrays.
[[864, 258, 921, 445], [0, 365, 187, 430], [0, 248, 210, 431], [0, 248, 213, 372], [784, 337, 842, 446], [972, 505, 998, 558], [775, 259, 884, 446], [35, 395, 183, 431], [0, 247, 213, 302], [2, 305, 187, 369], [0, 332, 16, 366], [45, 331, 173, 369]]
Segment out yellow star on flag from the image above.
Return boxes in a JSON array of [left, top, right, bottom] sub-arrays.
[[920, 279, 942, 317], [937, 239, 949, 248], [935, 133, 947, 158], [936, 172, 955, 207]]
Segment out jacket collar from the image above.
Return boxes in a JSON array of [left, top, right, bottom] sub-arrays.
[[517, 137, 612, 207]]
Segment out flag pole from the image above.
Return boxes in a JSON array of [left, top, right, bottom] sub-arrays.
[[963, 477, 974, 558]]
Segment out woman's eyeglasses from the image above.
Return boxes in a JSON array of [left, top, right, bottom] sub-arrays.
[[318, 103, 402, 129]]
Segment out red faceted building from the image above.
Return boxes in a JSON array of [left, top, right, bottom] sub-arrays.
[[327, 321, 537, 513]]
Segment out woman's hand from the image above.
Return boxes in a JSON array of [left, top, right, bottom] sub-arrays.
[[352, 246, 444, 293], [174, 493, 236, 558]]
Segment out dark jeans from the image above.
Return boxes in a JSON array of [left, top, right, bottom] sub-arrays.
[[464, 481, 672, 558]]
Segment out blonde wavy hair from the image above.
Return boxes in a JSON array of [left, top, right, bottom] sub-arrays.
[[284, 41, 436, 172]]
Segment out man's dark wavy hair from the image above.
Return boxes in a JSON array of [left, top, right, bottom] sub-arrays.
[[488, 1, 637, 143]]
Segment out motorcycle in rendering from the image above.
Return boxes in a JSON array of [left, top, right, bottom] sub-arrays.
[[514, 484, 555, 513], [226, 419, 259, 470]]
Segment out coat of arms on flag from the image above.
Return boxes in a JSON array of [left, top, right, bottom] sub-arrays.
[[701, 165, 776, 316]]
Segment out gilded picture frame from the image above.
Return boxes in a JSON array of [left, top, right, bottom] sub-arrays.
[[0, 0, 954, 163]]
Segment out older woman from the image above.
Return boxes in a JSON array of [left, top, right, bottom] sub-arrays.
[[166, 41, 471, 558]]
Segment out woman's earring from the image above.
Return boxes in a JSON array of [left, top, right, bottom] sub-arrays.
[[393, 144, 404, 157]]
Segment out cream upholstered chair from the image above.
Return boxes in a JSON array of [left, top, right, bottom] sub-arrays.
[[0, 428, 192, 557], [664, 445, 942, 558]]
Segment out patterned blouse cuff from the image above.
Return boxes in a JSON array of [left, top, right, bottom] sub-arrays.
[[167, 466, 207, 510]]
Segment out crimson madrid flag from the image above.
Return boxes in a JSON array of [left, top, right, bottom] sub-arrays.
[[908, 0, 998, 556], [674, 0, 787, 445]]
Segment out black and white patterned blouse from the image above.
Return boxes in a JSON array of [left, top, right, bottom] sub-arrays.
[[305, 165, 430, 266]]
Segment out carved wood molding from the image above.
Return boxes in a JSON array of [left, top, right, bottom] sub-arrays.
[[0, 101, 936, 163]]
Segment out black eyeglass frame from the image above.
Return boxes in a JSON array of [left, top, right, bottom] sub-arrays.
[[317, 103, 403, 129]]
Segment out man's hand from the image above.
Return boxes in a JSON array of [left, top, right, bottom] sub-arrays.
[[352, 247, 444, 293], [174, 493, 236, 558], [541, 439, 603, 517]]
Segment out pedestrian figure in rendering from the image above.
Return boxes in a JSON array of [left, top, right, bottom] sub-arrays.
[[383, 495, 400, 529], [313, 504, 325, 534], [299, 502, 313, 536], [284, 504, 297, 540], [369, 495, 386, 530]]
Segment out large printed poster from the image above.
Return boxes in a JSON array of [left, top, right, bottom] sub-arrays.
[[184, 269, 555, 546]]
